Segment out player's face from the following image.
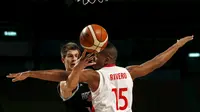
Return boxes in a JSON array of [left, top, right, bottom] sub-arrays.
[[92, 53, 106, 70], [62, 50, 80, 71]]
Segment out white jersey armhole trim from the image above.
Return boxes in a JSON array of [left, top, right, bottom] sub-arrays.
[[57, 83, 79, 101], [91, 70, 103, 96]]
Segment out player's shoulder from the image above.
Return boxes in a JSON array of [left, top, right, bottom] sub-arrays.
[[84, 68, 99, 76], [115, 65, 130, 70], [84, 68, 96, 72], [115, 65, 126, 69], [82, 69, 99, 83], [110, 65, 127, 71]]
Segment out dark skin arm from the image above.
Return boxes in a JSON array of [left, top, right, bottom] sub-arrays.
[[126, 35, 193, 80], [7, 68, 98, 99], [7, 36, 193, 89], [64, 51, 99, 92], [7, 68, 88, 99], [7, 51, 98, 93], [59, 68, 97, 99], [7, 68, 99, 92], [7, 69, 70, 82], [7, 57, 99, 92], [6, 51, 96, 84]]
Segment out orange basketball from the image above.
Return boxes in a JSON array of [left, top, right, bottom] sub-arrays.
[[80, 24, 108, 53]]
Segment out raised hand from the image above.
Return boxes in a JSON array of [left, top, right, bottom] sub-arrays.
[[176, 35, 194, 48], [74, 50, 96, 70], [6, 71, 31, 82]]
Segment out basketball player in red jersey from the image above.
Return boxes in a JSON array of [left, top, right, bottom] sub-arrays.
[[7, 35, 193, 112]]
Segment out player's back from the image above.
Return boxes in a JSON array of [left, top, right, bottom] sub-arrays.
[[91, 64, 133, 112]]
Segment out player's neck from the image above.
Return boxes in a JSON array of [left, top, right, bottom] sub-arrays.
[[104, 60, 116, 67], [104, 63, 116, 67]]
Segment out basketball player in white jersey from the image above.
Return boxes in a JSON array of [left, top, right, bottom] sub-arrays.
[[7, 35, 193, 112], [88, 42, 133, 112]]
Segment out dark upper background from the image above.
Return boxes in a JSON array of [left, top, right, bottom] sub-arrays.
[[0, 1, 200, 112]]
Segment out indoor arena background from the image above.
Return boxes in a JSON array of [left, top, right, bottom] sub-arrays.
[[0, 1, 200, 112]]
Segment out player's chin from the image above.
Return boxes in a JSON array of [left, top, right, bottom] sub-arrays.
[[70, 64, 75, 69]]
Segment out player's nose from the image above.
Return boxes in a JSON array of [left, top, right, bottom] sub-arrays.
[[72, 56, 78, 61]]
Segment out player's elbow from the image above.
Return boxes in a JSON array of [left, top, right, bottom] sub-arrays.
[[60, 90, 71, 100], [134, 66, 155, 77], [135, 70, 150, 77], [60, 82, 73, 99], [140, 59, 164, 75], [141, 70, 153, 76]]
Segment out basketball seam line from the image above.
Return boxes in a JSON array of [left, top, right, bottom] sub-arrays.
[[89, 25, 96, 52], [85, 26, 97, 52], [87, 26, 95, 45], [91, 25, 101, 52]]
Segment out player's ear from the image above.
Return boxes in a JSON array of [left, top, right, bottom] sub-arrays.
[[61, 57, 65, 63], [105, 54, 111, 64], [107, 53, 113, 60]]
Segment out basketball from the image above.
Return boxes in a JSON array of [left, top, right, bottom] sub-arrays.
[[80, 24, 108, 53]]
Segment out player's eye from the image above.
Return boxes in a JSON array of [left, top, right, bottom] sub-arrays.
[[67, 55, 73, 57], [75, 54, 79, 58]]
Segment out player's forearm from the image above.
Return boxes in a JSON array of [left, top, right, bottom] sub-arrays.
[[65, 68, 82, 89], [29, 69, 70, 82], [149, 42, 180, 68]]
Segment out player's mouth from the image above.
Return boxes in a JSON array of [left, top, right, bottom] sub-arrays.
[[71, 63, 76, 66]]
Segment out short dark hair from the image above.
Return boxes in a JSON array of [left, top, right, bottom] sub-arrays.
[[103, 41, 118, 61], [106, 41, 116, 49], [60, 42, 81, 58]]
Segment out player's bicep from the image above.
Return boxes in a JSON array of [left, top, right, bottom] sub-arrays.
[[80, 69, 99, 92], [79, 69, 95, 82], [126, 65, 148, 79]]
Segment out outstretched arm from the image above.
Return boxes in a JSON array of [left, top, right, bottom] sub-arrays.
[[7, 69, 70, 82], [7, 51, 97, 99], [6, 51, 94, 83], [126, 35, 193, 79]]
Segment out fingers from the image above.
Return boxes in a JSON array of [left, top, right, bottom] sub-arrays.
[[184, 35, 194, 40], [12, 78, 19, 82], [81, 49, 95, 59], [186, 35, 193, 39], [6, 73, 21, 82], [81, 49, 87, 58], [85, 55, 96, 66], [177, 35, 194, 48], [87, 62, 96, 66], [7, 72, 25, 82], [86, 52, 95, 58], [184, 36, 193, 43], [188, 35, 194, 41], [6, 73, 18, 78], [179, 35, 194, 43], [86, 55, 96, 62]]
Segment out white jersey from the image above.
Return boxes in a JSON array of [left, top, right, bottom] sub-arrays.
[[91, 65, 133, 112]]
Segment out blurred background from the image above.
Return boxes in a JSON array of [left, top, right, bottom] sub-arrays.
[[0, 0, 200, 112]]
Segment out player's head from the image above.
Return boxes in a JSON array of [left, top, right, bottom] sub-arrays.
[[92, 42, 118, 70], [60, 42, 81, 71]]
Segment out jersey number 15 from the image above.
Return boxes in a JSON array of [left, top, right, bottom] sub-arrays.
[[112, 88, 128, 110]]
